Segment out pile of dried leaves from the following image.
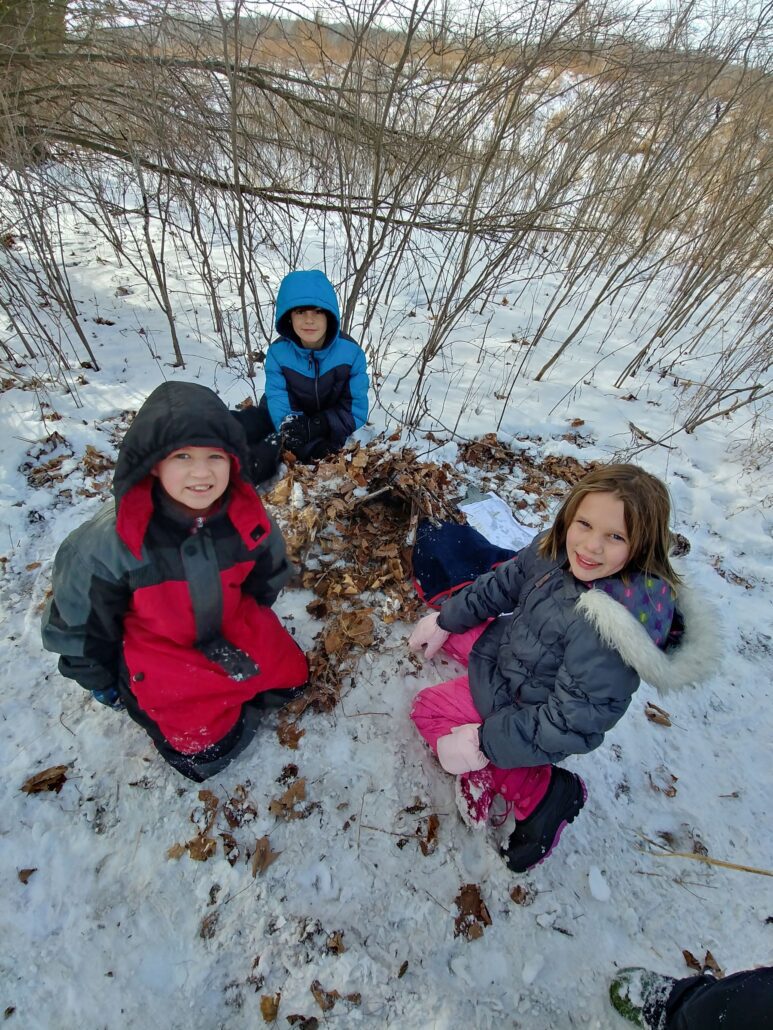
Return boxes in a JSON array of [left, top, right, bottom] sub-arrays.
[[264, 439, 467, 724], [457, 431, 598, 513]]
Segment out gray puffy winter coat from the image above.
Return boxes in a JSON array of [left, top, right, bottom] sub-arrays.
[[436, 533, 718, 769]]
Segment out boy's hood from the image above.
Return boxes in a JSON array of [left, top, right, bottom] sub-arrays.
[[113, 381, 251, 500], [275, 270, 340, 344], [112, 381, 267, 558]]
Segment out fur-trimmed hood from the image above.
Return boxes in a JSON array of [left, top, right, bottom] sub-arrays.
[[576, 582, 721, 692]]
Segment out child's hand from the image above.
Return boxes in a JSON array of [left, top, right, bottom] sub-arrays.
[[408, 611, 450, 659], [436, 724, 489, 774]]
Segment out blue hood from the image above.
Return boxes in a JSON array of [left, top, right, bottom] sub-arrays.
[[275, 270, 340, 346]]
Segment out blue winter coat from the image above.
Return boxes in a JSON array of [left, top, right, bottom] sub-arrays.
[[265, 270, 369, 447]]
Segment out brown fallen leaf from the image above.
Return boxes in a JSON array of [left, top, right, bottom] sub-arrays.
[[310, 980, 360, 1012], [252, 836, 282, 877], [286, 1015, 318, 1028], [454, 883, 492, 940], [682, 948, 724, 977], [683, 949, 703, 973], [166, 842, 186, 860], [703, 951, 724, 978], [222, 784, 258, 828], [648, 766, 678, 797], [510, 885, 536, 906], [645, 702, 672, 727], [306, 598, 328, 619], [266, 476, 292, 504], [277, 763, 299, 784], [310, 980, 339, 1012], [18, 868, 37, 884], [403, 799, 427, 815], [326, 930, 346, 955], [260, 992, 281, 1022], [186, 834, 217, 862], [220, 832, 240, 867], [418, 813, 440, 856], [277, 719, 305, 750], [199, 910, 219, 940], [21, 765, 69, 795], [268, 779, 319, 820], [196, 789, 220, 834]]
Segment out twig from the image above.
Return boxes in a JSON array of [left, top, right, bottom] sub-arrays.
[[351, 484, 392, 507], [634, 870, 717, 890], [360, 822, 419, 838], [59, 712, 76, 736], [131, 827, 143, 864], [343, 711, 392, 717], [628, 422, 675, 450], [357, 793, 366, 853], [643, 849, 772, 877], [223, 883, 253, 906], [422, 888, 451, 914], [636, 833, 772, 877]]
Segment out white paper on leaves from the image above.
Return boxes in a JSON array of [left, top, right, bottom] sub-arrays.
[[458, 492, 537, 552]]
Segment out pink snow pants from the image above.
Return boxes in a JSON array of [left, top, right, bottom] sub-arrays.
[[410, 623, 552, 820]]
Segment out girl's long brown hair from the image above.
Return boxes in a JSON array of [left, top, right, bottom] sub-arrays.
[[538, 463, 682, 586]]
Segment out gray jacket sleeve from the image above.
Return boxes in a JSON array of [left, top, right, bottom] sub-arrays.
[[479, 613, 640, 768], [437, 552, 531, 633], [41, 520, 131, 693]]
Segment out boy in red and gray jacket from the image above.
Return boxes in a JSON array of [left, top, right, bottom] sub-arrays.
[[42, 381, 308, 781]]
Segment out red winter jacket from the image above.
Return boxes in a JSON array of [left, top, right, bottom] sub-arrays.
[[42, 382, 308, 754]]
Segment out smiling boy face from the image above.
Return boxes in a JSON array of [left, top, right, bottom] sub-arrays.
[[152, 446, 230, 516], [290, 306, 328, 349]]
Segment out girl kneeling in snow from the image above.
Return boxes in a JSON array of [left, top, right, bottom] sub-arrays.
[[42, 382, 308, 782], [408, 464, 717, 873]]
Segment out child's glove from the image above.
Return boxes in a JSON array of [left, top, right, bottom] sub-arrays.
[[281, 413, 329, 451], [92, 687, 124, 710], [436, 723, 489, 774], [408, 611, 450, 659]]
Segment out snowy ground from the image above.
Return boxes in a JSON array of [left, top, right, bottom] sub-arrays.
[[1, 209, 772, 1030]]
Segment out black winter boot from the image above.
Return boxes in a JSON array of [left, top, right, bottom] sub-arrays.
[[502, 767, 586, 873]]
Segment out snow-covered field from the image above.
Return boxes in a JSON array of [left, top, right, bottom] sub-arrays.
[[1, 204, 771, 1029]]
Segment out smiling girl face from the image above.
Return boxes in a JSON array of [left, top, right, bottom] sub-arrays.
[[565, 491, 631, 582]]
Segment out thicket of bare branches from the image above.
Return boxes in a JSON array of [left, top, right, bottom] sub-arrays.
[[0, 0, 770, 436]]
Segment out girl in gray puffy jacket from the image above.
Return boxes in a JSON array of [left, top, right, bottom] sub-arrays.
[[408, 464, 718, 873]]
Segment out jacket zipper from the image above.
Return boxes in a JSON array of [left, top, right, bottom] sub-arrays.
[[519, 564, 563, 609], [310, 352, 320, 412]]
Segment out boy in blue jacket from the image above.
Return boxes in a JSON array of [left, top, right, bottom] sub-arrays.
[[235, 270, 369, 482]]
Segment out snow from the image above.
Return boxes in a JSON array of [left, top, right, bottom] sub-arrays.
[[588, 866, 611, 903], [1, 190, 772, 1030]]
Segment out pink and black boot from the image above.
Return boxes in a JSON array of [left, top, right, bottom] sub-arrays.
[[502, 767, 587, 872]]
